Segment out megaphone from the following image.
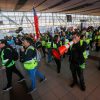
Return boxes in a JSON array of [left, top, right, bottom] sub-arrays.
[[58, 41, 74, 55], [52, 49, 60, 60], [52, 41, 74, 59]]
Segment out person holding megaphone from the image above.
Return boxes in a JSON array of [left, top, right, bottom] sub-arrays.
[[69, 33, 87, 91]]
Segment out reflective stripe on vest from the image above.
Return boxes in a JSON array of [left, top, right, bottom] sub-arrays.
[[24, 46, 38, 70], [86, 32, 89, 37], [42, 41, 46, 46], [83, 51, 88, 59], [1, 48, 15, 68], [80, 63, 85, 69], [98, 35, 100, 39], [80, 40, 88, 60], [85, 39, 91, 44], [60, 41, 62, 46], [24, 59, 38, 70], [95, 35, 100, 40], [46, 42, 51, 48], [53, 43, 57, 49], [65, 39, 69, 45], [80, 40, 83, 46]]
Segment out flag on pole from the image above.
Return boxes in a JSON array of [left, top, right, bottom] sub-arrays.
[[33, 8, 40, 39]]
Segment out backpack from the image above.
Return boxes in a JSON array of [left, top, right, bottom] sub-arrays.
[[36, 49, 41, 62], [12, 48, 19, 61]]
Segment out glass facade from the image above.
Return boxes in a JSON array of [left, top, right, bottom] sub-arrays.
[[0, 11, 100, 35]]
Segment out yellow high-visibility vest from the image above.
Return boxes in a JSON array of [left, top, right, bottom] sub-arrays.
[[1, 48, 15, 68], [24, 46, 38, 70]]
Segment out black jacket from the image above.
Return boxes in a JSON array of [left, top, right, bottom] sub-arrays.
[[69, 41, 87, 65], [0, 46, 14, 67], [20, 46, 36, 63]]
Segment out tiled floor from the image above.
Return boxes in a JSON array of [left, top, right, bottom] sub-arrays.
[[0, 51, 100, 100]]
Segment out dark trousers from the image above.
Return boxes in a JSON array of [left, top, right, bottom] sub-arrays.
[[6, 64, 24, 87], [54, 58, 61, 73], [96, 44, 100, 52], [98, 61, 100, 70], [90, 40, 93, 49], [70, 63, 85, 88], [42, 46, 46, 57]]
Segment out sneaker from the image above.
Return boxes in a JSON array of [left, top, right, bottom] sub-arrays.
[[3, 86, 12, 91], [57, 73, 61, 77], [17, 78, 25, 83], [40, 77, 47, 83], [27, 88, 37, 94], [80, 86, 86, 91], [70, 82, 78, 88], [98, 67, 100, 70], [70, 83, 76, 88]]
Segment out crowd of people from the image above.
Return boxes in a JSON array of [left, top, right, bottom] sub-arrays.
[[0, 26, 100, 93]]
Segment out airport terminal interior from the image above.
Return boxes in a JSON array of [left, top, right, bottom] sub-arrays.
[[0, 0, 100, 100]]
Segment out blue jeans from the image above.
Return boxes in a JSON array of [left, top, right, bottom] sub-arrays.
[[48, 49, 52, 62], [27, 68, 45, 89]]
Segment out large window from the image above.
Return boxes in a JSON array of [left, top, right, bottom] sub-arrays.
[[0, 11, 100, 34]]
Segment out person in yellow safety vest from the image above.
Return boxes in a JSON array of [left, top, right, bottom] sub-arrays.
[[81, 34, 91, 57], [69, 33, 87, 91], [85, 37, 91, 55], [94, 31, 100, 52], [45, 34, 53, 63], [86, 30, 93, 49], [86, 31, 89, 38], [80, 39, 89, 61], [65, 39, 69, 45], [41, 34, 46, 57], [85, 38, 91, 45], [51, 35, 62, 73], [0, 39, 24, 91], [46, 41, 52, 49], [61, 32, 66, 45], [21, 37, 46, 93]]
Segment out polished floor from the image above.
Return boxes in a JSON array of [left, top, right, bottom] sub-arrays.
[[0, 51, 100, 100]]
